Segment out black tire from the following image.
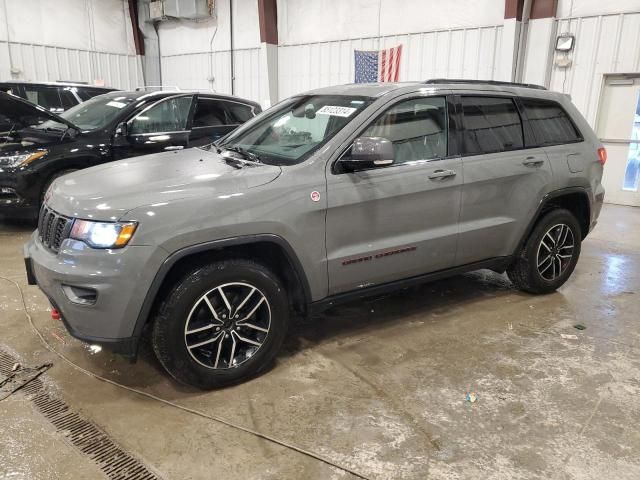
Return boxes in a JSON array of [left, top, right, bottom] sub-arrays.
[[41, 169, 78, 205], [152, 259, 289, 389], [507, 208, 582, 294]]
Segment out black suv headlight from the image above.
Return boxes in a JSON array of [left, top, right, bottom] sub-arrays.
[[70, 220, 138, 249], [0, 151, 47, 167]]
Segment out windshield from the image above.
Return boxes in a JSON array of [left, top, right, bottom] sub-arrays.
[[37, 94, 137, 132], [217, 95, 374, 165]]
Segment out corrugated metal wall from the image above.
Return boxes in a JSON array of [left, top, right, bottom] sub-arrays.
[[0, 40, 143, 90], [549, 11, 640, 126], [160, 47, 262, 101], [278, 25, 503, 99]]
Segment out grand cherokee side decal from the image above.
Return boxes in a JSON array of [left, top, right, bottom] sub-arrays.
[[342, 246, 417, 266]]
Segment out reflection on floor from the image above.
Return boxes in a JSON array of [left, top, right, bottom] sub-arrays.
[[1, 204, 639, 479]]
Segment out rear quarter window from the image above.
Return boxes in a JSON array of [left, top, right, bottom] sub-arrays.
[[520, 98, 582, 146], [192, 97, 227, 127], [224, 102, 256, 124]]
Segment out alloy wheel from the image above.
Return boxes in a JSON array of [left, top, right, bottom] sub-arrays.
[[184, 282, 271, 369], [536, 223, 575, 281]]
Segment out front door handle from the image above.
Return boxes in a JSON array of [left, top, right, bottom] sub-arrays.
[[164, 145, 184, 151], [523, 156, 544, 167], [428, 169, 457, 180]]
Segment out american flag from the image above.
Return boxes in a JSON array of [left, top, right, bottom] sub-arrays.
[[354, 45, 403, 83]]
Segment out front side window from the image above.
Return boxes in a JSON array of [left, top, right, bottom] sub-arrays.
[[461, 96, 524, 155], [521, 98, 582, 146], [361, 96, 447, 164], [129, 96, 193, 135], [218, 95, 374, 166]]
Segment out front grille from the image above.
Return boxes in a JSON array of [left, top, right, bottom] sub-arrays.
[[38, 205, 73, 253]]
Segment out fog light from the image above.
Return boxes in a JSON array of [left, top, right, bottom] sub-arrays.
[[62, 285, 97, 305]]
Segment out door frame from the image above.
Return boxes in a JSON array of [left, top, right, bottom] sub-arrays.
[[594, 73, 640, 205]]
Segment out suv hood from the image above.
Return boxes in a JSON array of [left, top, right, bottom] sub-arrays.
[[47, 148, 282, 220], [0, 91, 78, 131]]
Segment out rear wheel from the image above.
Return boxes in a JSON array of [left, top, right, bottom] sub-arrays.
[[152, 259, 289, 389], [507, 208, 582, 294]]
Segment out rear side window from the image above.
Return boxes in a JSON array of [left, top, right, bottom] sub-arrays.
[[460, 96, 524, 155], [520, 98, 582, 146], [225, 102, 255, 123], [193, 98, 227, 127], [129, 96, 193, 135], [59, 89, 77, 110]]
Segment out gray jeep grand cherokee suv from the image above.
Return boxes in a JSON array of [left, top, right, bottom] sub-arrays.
[[24, 79, 606, 388]]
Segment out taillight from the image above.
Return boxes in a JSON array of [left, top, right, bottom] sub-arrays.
[[597, 147, 607, 166]]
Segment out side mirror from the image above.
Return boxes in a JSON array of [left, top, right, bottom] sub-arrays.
[[340, 137, 395, 171], [115, 121, 128, 137], [112, 122, 131, 147]]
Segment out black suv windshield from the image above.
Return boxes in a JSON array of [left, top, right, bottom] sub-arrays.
[[37, 94, 137, 132], [217, 95, 373, 165]]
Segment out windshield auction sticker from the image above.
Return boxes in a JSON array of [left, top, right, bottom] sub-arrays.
[[316, 106, 357, 117]]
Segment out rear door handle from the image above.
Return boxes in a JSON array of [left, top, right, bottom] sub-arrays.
[[523, 156, 544, 167], [164, 145, 184, 151], [428, 169, 457, 180]]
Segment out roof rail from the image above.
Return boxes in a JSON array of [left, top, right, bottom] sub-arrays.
[[135, 85, 181, 92], [424, 78, 547, 90]]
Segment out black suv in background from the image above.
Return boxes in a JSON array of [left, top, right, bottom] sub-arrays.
[[0, 90, 261, 218], [0, 81, 116, 113]]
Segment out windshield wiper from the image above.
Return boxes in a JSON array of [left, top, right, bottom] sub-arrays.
[[219, 145, 262, 163]]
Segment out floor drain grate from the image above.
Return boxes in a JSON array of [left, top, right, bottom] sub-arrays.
[[0, 350, 18, 375], [0, 348, 162, 480]]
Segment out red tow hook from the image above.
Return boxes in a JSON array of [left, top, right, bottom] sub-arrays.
[[51, 308, 61, 321]]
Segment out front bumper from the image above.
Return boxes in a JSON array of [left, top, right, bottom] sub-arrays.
[[0, 169, 38, 218], [24, 231, 167, 356]]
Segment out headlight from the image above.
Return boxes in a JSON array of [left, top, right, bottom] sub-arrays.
[[70, 220, 138, 249], [0, 151, 47, 167]]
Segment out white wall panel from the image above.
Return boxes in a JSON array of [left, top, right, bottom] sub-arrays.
[[548, 12, 640, 126], [0, 41, 143, 89], [278, 26, 503, 99], [557, 0, 640, 18], [0, 0, 134, 54], [278, 0, 504, 44], [160, 48, 263, 102], [0, 0, 141, 89], [157, 0, 262, 102]]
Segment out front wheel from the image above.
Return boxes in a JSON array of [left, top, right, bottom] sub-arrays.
[[507, 208, 582, 294], [152, 259, 289, 389]]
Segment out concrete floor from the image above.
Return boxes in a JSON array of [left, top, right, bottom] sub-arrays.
[[1, 203, 639, 479]]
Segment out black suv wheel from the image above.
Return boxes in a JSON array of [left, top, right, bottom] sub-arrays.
[[507, 208, 582, 294], [152, 259, 289, 389]]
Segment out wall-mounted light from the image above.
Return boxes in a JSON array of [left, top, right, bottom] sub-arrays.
[[555, 34, 575, 52]]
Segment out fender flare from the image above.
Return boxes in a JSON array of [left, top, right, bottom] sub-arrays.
[[130, 234, 312, 340], [514, 186, 591, 255]]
